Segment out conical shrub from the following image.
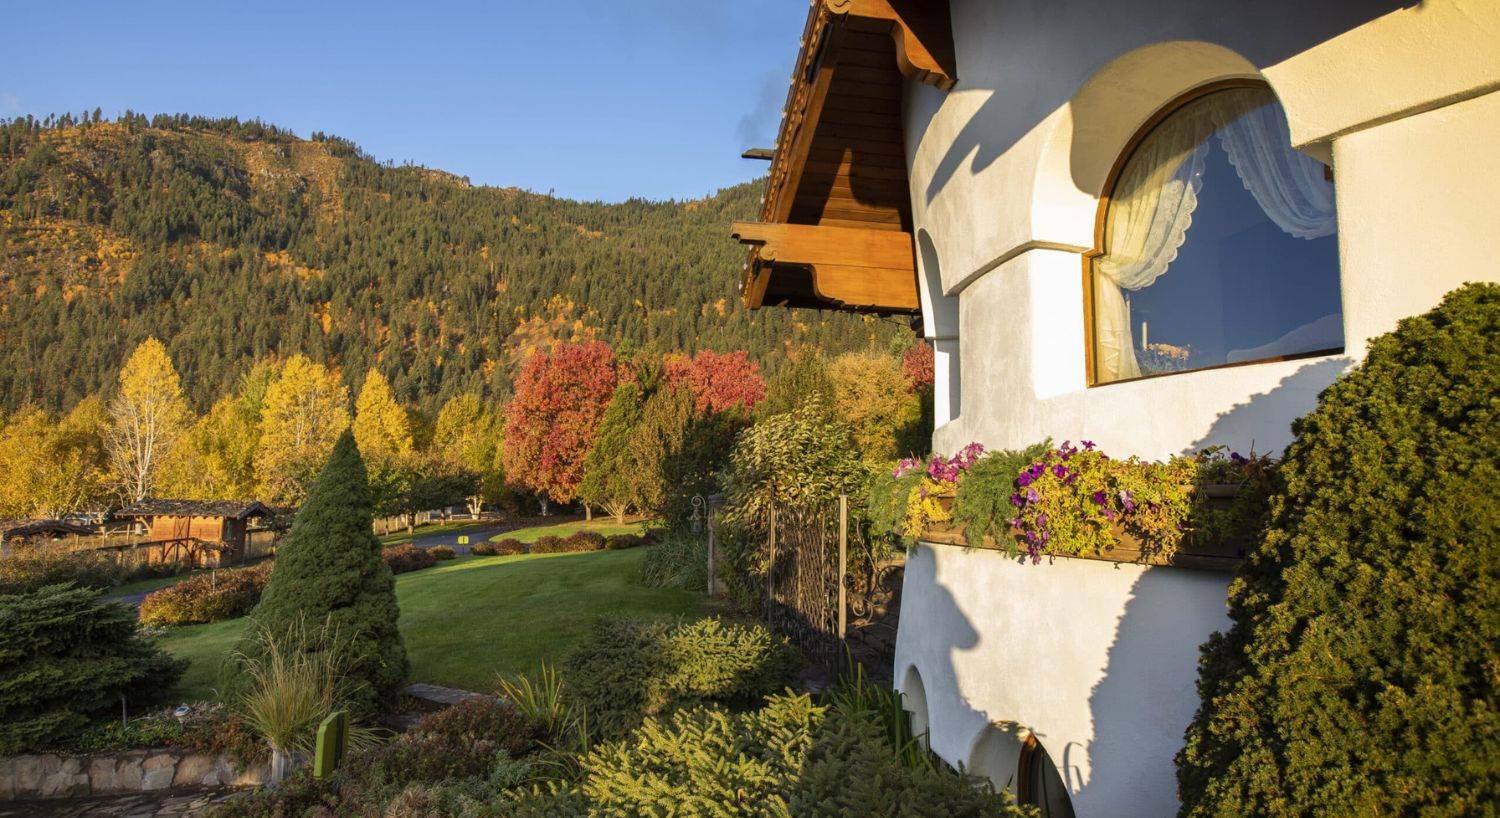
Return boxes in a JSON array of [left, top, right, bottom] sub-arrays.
[[240, 430, 408, 714]]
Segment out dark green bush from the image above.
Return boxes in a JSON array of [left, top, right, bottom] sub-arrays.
[[138, 563, 272, 626], [530, 533, 603, 554], [469, 542, 497, 556], [563, 531, 605, 551], [505, 693, 1026, 816], [381, 543, 437, 574], [346, 696, 542, 788], [604, 532, 645, 550], [0, 546, 128, 595], [428, 545, 456, 561], [562, 616, 799, 738], [1177, 283, 1500, 816], [0, 584, 185, 753], [491, 538, 526, 555], [240, 432, 408, 715]]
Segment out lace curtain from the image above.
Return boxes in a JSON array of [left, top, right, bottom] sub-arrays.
[[1092, 87, 1337, 382]]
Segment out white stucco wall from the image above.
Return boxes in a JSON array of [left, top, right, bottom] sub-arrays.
[[886, 2, 1500, 816], [902, 0, 1500, 461], [894, 543, 1230, 816]]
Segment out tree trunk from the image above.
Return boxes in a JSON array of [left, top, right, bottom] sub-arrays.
[[540, 497, 550, 516], [585, 505, 593, 522]]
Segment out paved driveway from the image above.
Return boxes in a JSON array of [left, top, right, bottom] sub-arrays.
[[388, 515, 581, 554]]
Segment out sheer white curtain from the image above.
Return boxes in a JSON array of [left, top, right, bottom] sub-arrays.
[[1093, 114, 1214, 381], [1217, 101, 1336, 239], [1091, 87, 1335, 383]]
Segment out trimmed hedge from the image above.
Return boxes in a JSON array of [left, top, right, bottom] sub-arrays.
[[562, 617, 799, 739], [0, 584, 185, 753], [530, 533, 605, 554], [1177, 283, 1500, 816], [490, 538, 526, 556], [138, 563, 272, 627], [604, 533, 645, 550], [429, 545, 457, 561], [381, 543, 438, 574], [564, 531, 605, 551]]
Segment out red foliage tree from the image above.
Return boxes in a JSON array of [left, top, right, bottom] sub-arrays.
[[502, 341, 618, 507], [901, 341, 935, 394], [662, 349, 767, 415]]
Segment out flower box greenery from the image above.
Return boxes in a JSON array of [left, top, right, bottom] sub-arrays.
[[869, 442, 1272, 571]]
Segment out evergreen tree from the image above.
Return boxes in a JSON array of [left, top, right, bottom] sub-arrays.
[[626, 383, 696, 518], [579, 383, 644, 522], [242, 431, 408, 715], [1177, 284, 1500, 816]]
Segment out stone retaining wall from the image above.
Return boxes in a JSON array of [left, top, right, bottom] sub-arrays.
[[0, 749, 267, 801]]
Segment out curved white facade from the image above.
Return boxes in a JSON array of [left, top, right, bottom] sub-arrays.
[[892, 1, 1500, 814]]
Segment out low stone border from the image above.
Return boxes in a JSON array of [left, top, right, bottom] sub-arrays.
[[0, 749, 267, 801]]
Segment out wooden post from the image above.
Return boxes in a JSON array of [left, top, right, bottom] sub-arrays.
[[838, 494, 848, 640], [766, 505, 778, 612], [706, 509, 718, 596]]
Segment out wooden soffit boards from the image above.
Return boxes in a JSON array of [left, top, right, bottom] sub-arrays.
[[732, 0, 954, 315], [731, 221, 920, 313]]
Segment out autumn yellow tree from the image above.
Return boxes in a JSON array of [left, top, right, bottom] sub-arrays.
[[827, 351, 922, 462], [159, 361, 273, 499], [106, 338, 191, 502], [256, 355, 350, 506], [0, 399, 109, 518], [432, 392, 503, 516], [352, 370, 413, 466]]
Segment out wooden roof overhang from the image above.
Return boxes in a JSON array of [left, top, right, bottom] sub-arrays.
[[732, 0, 955, 315]]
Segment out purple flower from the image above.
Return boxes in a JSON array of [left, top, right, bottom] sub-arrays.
[[1230, 452, 1247, 465], [1092, 490, 1108, 506], [1010, 492, 1025, 508], [1064, 472, 1079, 486], [1036, 513, 1048, 528], [1102, 507, 1117, 521], [1052, 464, 1069, 479], [1082, 440, 1096, 451], [1009, 517, 1023, 530], [1119, 489, 1136, 512], [1026, 488, 1040, 504], [1017, 472, 1033, 488]]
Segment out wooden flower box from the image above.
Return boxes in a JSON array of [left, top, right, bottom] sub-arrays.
[[921, 485, 1251, 573]]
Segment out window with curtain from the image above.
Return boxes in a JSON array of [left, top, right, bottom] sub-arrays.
[[1089, 84, 1342, 385]]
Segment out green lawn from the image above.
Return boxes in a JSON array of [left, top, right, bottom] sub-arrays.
[[489, 518, 645, 543], [158, 544, 702, 700]]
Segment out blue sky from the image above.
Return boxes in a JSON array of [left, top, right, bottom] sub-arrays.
[[5, 1, 804, 202]]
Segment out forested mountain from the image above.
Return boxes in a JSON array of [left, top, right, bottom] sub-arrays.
[[0, 112, 892, 413]]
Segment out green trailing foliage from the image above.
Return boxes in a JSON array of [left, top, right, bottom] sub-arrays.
[[0, 584, 185, 753], [947, 440, 1054, 546], [561, 616, 800, 739], [238, 431, 408, 716], [1176, 283, 1500, 816], [505, 693, 1030, 817]]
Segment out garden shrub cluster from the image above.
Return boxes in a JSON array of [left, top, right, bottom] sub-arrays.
[[429, 545, 457, 560], [506, 692, 1027, 817], [562, 616, 800, 739], [381, 543, 438, 574], [604, 532, 645, 550], [138, 563, 272, 627], [530, 531, 610, 554], [345, 696, 543, 789], [0, 584, 185, 753], [70, 702, 265, 769], [0, 545, 135, 595], [1177, 283, 1500, 816]]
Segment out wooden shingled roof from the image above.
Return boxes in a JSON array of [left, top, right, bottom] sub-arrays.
[[732, 0, 955, 315], [114, 499, 273, 520]]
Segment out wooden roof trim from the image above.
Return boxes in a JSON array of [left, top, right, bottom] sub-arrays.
[[732, 221, 919, 312], [825, 0, 957, 91]]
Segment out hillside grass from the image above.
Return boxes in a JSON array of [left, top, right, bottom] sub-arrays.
[[158, 543, 702, 700], [489, 518, 645, 543]]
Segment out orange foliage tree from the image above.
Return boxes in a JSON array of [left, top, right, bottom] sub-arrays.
[[501, 341, 618, 512]]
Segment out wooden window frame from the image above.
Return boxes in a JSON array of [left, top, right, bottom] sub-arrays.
[[1080, 78, 1343, 388]]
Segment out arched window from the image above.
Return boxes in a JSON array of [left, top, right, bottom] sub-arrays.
[[1085, 81, 1343, 385], [1017, 734, 1076, 818]]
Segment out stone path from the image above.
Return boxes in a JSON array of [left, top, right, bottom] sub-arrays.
[[0, 787, 236, 817]]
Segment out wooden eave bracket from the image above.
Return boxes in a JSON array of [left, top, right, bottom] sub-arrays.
[[732, 221, 919, 312], [824, 0, 957, 90]]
